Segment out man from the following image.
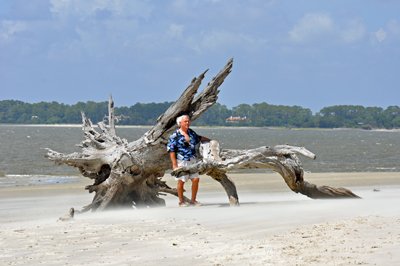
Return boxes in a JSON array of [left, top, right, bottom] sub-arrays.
[[167, 115, 211, 207]]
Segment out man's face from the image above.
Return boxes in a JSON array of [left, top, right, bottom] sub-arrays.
[[179, 116, 190, 130]]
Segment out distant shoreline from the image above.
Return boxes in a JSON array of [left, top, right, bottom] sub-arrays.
[[1, 123, 400, 132]]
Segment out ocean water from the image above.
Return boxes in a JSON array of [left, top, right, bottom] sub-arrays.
[[0, 125, 399, 187]]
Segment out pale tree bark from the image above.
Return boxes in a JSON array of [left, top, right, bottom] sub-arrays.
[[45, 58, 359, 214], [174, 141, 360, 205]]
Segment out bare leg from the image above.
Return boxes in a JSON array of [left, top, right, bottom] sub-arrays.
[[177, 180, 185, 203], [190, 177, 199, 203]]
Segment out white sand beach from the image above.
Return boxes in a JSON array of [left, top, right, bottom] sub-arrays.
[[1, 172, 399, 265]]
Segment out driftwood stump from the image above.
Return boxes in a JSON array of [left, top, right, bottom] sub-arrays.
[[45, 58, 359, 213]]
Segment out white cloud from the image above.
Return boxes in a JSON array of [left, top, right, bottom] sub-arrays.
[[49, 0, 153, 20], [374, 28, 387, 42], [168, 23, 184, 38], [369, 19, 400, 46], [289, 13, 367, 44], [170, 0, 191, 13], [387, 19, 400, 36], [42, 0, 155, 61], [200, 30, 235, 51], [289, 13, 334, 43], [75, 27, 105, 58], [0, 20, 26, 42], [182, 30, 268, 53], [47, 39, 84, 62], [340, 18, 367, 43]]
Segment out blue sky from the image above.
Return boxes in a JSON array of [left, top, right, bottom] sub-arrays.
[[1, 0, 399, 113]]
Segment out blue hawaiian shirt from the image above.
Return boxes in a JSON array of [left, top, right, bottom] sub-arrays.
[[167, 128, 202, 161]]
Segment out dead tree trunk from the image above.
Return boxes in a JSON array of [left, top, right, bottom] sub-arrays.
[[174, 141, 360, 203], [45, 58, 359, 212]]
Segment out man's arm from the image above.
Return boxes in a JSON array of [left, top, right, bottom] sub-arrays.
[[201, 136, 211, 142], [169, 151, 179, 170]]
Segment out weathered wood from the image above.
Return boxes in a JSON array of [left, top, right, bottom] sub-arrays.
[[57, 208, 74, 221], [46, 58, 360, 214], [172, 141, 360, 200]]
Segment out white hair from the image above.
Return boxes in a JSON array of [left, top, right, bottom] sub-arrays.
[[176, 114, 190, 126]]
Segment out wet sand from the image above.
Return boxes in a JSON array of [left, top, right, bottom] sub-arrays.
[[1, 172, 399, 265]]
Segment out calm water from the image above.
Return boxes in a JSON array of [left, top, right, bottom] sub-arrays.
[[0, 125, 399, 187]]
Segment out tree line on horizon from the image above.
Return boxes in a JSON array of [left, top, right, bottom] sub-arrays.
[[1, 99, 399, 129]]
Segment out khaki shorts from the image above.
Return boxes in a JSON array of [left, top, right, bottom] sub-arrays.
[[175, 158, 199, 182]]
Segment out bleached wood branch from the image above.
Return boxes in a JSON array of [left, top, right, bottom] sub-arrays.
[[172, 141, 360, 201]]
